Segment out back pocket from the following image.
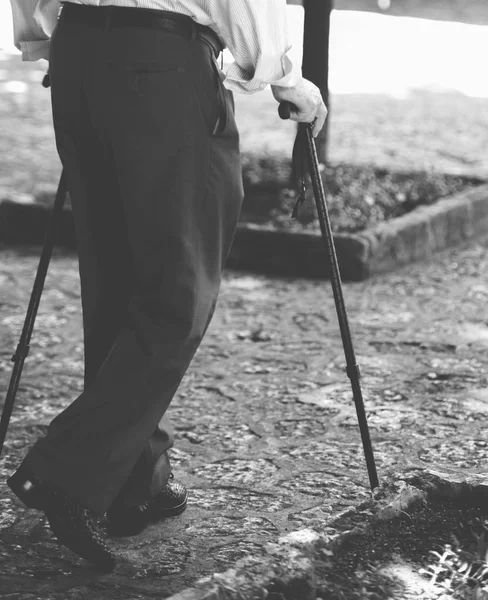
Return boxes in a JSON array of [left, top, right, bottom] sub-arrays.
[[111, 61, 186, 96]]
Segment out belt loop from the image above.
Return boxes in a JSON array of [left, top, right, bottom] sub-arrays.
[[104, 6, 113, 31], [190, 21, 197, 41]]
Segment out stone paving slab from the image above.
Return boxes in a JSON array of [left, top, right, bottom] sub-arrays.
[[1, 234, 488, 598]]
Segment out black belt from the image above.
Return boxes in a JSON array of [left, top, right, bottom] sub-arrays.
[[59, 3, 224, 58]]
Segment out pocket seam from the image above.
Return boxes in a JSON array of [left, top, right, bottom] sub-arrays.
[[110, 62, 186, 74]]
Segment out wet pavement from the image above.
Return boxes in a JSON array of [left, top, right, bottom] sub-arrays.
[[0, 236, 487, 598]]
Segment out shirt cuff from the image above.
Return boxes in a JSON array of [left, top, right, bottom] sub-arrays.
[[19, 40, 50, 61], [224, 47, 303, 94]]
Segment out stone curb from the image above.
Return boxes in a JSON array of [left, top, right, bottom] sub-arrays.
[[1, 184, 488, 281], [358, 184, 488, 277], [164, 468, 488, 600], [230, 184, 488, 281]]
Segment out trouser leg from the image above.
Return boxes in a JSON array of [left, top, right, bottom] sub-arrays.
[[20, 17, 243, 514], [71, 110, 175, 509]]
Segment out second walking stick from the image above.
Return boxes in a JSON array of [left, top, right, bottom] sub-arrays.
[[0, 171, 68, 458]]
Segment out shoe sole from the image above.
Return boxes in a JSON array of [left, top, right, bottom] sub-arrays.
[[107, 494, 188, 537], [149, 496, 188, 521]]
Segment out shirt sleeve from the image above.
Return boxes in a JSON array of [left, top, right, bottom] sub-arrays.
[[207, 0, 303, 94], [9, 0, 61, 61]]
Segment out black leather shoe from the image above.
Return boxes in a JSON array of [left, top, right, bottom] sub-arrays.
[[7, 466, 117, 571], [106, 475, 188, 537]]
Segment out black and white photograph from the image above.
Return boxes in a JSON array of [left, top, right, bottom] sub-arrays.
[[0, 1, 487, 598]]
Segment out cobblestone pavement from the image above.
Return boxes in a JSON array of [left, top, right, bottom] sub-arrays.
[[1, 237, 488, 599]]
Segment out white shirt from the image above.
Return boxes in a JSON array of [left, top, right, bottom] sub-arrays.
[[9, 0, 303, 93]]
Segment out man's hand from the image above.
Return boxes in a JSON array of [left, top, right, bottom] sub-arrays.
[[271, 78, 327, 138]]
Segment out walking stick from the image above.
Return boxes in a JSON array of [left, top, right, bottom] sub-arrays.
[[279, 102, 379, 490], [0, 171, 68, 458]]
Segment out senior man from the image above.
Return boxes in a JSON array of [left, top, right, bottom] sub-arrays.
[[7, 0, 327, 569]]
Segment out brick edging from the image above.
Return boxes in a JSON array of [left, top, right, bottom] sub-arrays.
[[1, 184, 488, 280], [358, 183, 488, 276]]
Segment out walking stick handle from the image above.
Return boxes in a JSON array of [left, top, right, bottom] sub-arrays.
[[278, 101, 296, 120]]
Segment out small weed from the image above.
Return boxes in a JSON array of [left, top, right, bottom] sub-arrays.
[[421, 518, 488, 599]]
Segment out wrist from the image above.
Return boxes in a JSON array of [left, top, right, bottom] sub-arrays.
[[271, 76, 304, 95], [271, 78, 305, 103]]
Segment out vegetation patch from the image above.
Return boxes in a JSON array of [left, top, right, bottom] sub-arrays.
[[312, 496, 488, 599], [28, 157, 482, 239], [241, 156, 483, 234]]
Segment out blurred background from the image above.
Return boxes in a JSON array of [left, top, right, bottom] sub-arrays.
[[1, 0, 488, 233]]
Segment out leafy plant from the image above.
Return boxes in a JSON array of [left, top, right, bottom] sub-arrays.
[[421, 519, 488, 599]]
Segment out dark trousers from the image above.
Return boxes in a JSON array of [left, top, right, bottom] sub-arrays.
[[21, 10, 243, 514]]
